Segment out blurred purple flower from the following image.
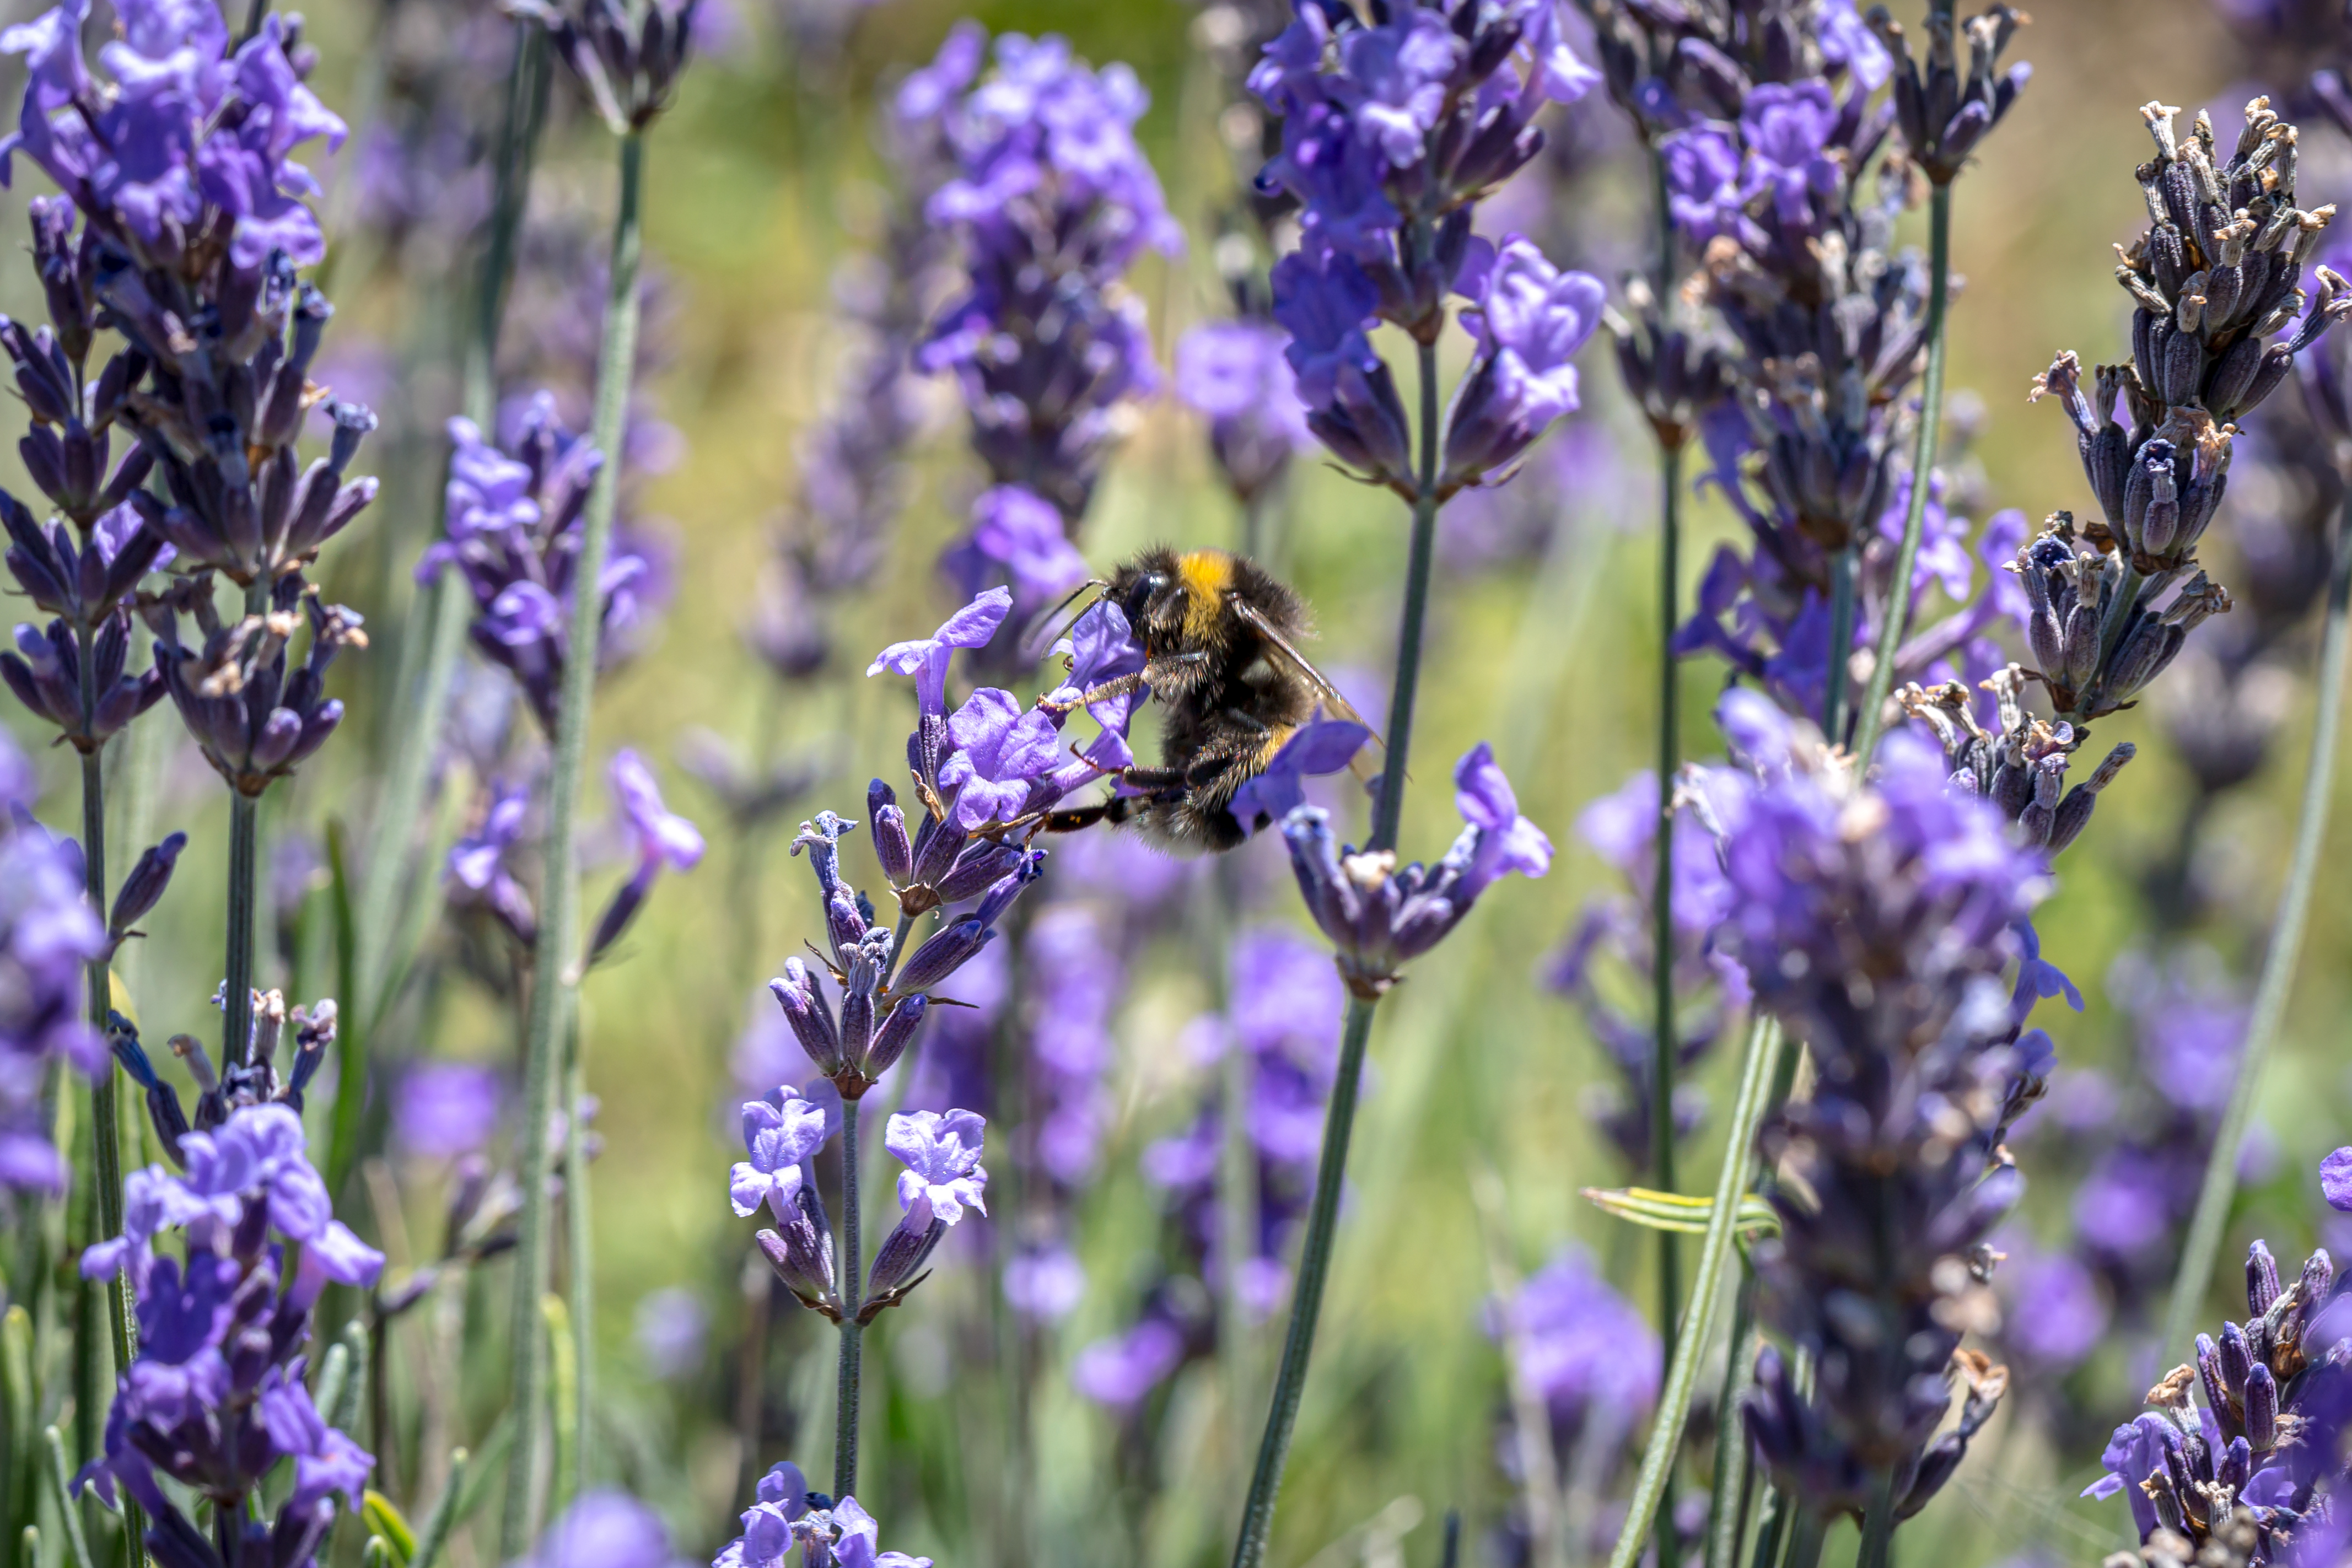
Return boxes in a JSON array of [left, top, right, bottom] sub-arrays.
[[394, 1063, 503, 1161]]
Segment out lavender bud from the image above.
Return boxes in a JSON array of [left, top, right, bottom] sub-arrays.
[[2219, 1319, 2253, 1401], [2245, 1363, 2277, 1450], [769, 960, 843, 1076], [931, 838, 1019, 904], [973, 849, 1044, 926], [868, 779, 912, 884], [2218, 1436, 2252, 1491], [327, 402, 376, 475], [892, 918, 989, 995], [2248, 1238, 2283, 1316], [2195, 1333, 2230, 1422], [756, 1197, 840, 1319], [109, 831, 187, 936], [862, 1214, 946, 1310], [864, 995, 925, 1079]]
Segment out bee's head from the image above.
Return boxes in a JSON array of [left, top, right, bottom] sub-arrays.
[[1113, 565, 1170, 629]]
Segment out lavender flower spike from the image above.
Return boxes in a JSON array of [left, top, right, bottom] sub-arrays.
[[1281, 742, 1552, 998]]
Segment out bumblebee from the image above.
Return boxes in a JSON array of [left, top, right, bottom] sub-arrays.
[[1043, 546, 1371, 853]]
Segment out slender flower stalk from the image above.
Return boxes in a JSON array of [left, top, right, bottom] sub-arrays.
[[499, 123, 648, 1560], [1604, 1015, 1785, 1568], [338, 19, 551, 1194], [1648, 432, 1683, 1561], [2157, 487, 2352, 1364], [834, 1102, 862, 1496]]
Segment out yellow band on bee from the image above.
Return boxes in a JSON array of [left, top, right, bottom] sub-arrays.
[[1176, 549, 1234, 639]]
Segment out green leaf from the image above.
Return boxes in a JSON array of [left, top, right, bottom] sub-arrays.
[[1581, 1185, 1780, 1238], [363, 1491, 417, 1565]]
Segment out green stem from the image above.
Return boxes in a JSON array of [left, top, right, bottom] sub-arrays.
[[1857, 1465, 1898, 1568], [834, 1097, 864, 1498], [2158, 483, 2352, 1364], [1603, 1016, 1784, 1568], [1781, 1511, 1826, 1568], [1228, 995, 1376, 1568], [338, 20, 550, 1197], [1650, 438, 1684, 1568], [224, 791, 259, 1068], [1703, 1271, 1758, 1568], [564, 1027, 593, 1502], [1368, 335, 1442, 856], [1823, 546, 1858, 744], [1228, 314, 1446, 1568], [498, 126, 644, 1561], [1852, 180, 1952, 762]]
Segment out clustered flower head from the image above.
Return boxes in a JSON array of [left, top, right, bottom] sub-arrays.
[[2023, 99, 2349, 728], [2085, 1151, 2352, 1565], [73, 1101, 383, 1567], [861, 588, 1144, 915], [139, 568, 365, 797], [717, 1461, 934, 1567], [0, 0, 381, 795], [419, 395, 659, 734], [916, 24, 1177, 612], [1706, 691, 2059, 1523], [728, 1086, 989, 1327], [1280, 741, 1552, 998], [1248, 0, 1604, 495], [109, 988, 339, 1163], [1547, 767, 1748, 1174], [513, 0, 701, 134]]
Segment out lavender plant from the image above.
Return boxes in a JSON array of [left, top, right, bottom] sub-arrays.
[[496, 0, 699, 1551], [1231, 7, 1606, 1558]]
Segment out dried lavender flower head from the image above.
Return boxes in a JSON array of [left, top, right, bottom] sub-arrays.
[[2027, 97, 2351, 724]]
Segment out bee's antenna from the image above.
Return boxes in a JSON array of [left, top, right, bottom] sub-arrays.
[[1019, 578, 1110, 663]]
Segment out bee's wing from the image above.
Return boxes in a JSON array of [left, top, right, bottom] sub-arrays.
[[1229, 597, 1386, 779]]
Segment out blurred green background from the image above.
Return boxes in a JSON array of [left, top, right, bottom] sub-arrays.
[[8, 0, 2352, 1564]]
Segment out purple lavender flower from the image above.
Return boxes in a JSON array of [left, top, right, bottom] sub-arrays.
[[1269, 247, 1414, 492], [394, 1062, 503, 1160], [888, 1108, 988, 1227], [587, 748, 706, 962], [919, 28, 1176, 590], [2083, 1162, 2350, 1562], [1493, 1243, 1660, 1435], [419, 396, 656, 732], [141, 571, 367, 798], [725, 1479, 939, 1568], [1714, 692, 2052, 1524], [1734, 81, 1839, 231], [1251, 0, 1596, 341], [449, 779, 541, 949], [0, 7, 380, 617], [1660, 122, 1757, 247], [866, 586, 1013, 720], [1441, 235, 1606, 492], [518, 1491, 696, 1568], [731, 1093, 830, 1226], [940, 485, 1090, 611], [73, 1103, 382, 1562], [0, 798, 107, 1193], [1281, 742, 1552, 996], [513, 0, 700, 134]]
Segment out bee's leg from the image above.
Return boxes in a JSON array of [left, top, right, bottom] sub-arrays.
[[1039, 795, 1149, 834]]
